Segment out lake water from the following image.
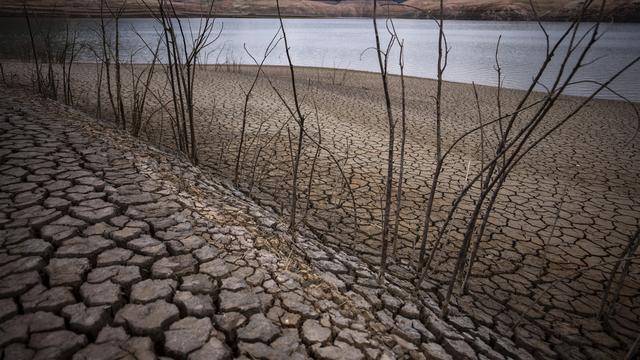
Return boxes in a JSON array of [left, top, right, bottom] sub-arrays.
[[1, 17, 639, 101]]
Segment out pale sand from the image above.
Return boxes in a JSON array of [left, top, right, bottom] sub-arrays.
[[2, 61, 640, 352]]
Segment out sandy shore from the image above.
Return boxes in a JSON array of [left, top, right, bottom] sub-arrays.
[[2, 61, 640, 357]]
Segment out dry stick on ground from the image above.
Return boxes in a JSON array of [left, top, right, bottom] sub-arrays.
[[129, 32, 160, 136], [99, 0, 119, 127], [86, 41, 105, 118], [303, 96, 323, 222], [451, 0, 601, 293], [372, 0, 397, 283], [101, 0, 128, 130], [128, 39, 161, 137], [132, 9, 182, 149], [60, 23, 78, 106], [599, 228, 640, 322], [262, 70, 359, 238], [391, 32, 407, 259], [415, 94, 548, 281], [626, 334, 640, 360], [412, 98, 542, 274], [451, 34, 576, 281], [241, 107, 279, 171], [539, 185, 566, 271], [44, 27, 57, 100], [416, 1, 587, 284], [473, 82, 486, 191], [234, 32, 282, 185], [458, 81, 486, 293], [95, 60, 103, 118], [0, 63, 6, 85], [417, 0, 449, 272], [24, 4, 43, 95], [420, 1, 576, 282], [245, 108, 295, 193], [275, 0, 306, 233], [439, 1, 640, 318], [24, 6, 75, 101], [513, 255, 640, 330], [146, 81, 182, 152], [148, 0, 220, 164], [494, 35, 505, 164], [114, 2, 126, 130]]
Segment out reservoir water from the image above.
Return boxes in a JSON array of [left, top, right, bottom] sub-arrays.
[[0, 17, 639, 101]]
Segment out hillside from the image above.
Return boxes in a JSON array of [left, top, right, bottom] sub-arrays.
[[0, 0, 638, 21]]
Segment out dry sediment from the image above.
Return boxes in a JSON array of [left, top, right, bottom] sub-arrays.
[[0, 61, 639, 359], [0, 85, 547, 360]]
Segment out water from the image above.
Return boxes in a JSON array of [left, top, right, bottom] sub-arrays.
[[1, 17, 639, 101]]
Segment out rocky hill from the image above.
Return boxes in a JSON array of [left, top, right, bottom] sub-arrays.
[[0, 0, 638, 21]]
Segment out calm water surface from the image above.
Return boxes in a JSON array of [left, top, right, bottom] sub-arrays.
[[1, 17, 639, 101]]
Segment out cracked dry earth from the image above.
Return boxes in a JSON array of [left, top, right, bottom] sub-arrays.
[[0, 86, 569, 360], [3, 63, 640, 360]]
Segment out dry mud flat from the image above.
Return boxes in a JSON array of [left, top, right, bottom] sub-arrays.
[[138, 65, 638, 360], [0, 85, 561, 360], [1, 61, 639, 359]]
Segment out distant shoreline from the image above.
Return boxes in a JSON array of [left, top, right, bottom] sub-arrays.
[[2, 0, 638, 22], [1, 13, 640, 23], [0, 10, 639, 23], [2, 60, 637, 104], [2, 14, 640, 23]]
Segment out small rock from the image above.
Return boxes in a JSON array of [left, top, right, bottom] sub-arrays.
[[2, 343, 35, 360], [443, 338, 478, 360], [302, 319, 331, 344], [180, 274, 217, 294], [421, 342, 453, 360], [55, 235, 114, 259], [200, 258, 231, 279], [96, 248, 134, 266], [127, 235, 168, 258], [238, 342, 285, 360], [221, 276, 248, 291], [46, 258, 91, 287], [0, 271, 40, 298], [219, 290, 261, 315], [96, 326, 130, 344], [164, 317, 212, 358], [20, 284, 75, 312], [29, 330, 87, 360], [188, 337, 232, 360], [238, 313, 281, 343], [62, 303, 110, 336], [214, 312, 247, 335], [280, 292, 318, 319], [80, 281, 122, 307], [86, 265, 142, 287], [399, 303, 420, 319], [174, 291, 215, 317], [130, 279, 177, 304], [312, 343, 364, 360], [151, 254, 197, 278], [0, 298, 18, 322], [193, 245, 218, 263], [114, 300, 180, 338], [0, 316, 29, 347], [28, 311, 65, 333]]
